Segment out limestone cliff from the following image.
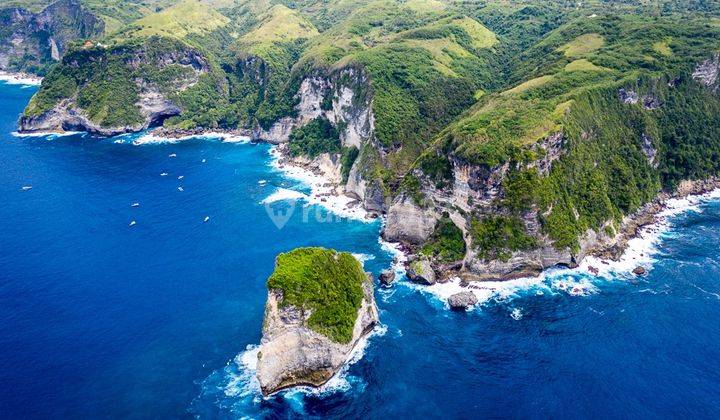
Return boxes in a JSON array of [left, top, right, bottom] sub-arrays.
[[256, 250, 379, 396], [19, 39, 210, 136], [0, 0, 103, 75]]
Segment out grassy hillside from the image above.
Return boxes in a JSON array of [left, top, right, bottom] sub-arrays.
[[111, 0, 230, 40]]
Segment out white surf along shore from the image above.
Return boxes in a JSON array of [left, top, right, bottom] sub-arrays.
[[0, 71, 43, 86], [416, 187, 720, 310], [265, 146, 372, 221], [131, 129, 373, 222]]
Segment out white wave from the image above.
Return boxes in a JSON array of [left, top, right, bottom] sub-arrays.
[[268, 146, 372, 222], [378, 238, 408, 279], [410, 187, 720, 310], [0, 71, 42, 86], [223, 345, 262, 399], [351, 253, 375, 265], [510, 307, 523, 320], [260, 188, 307, 204], [414, 275, 548, 308], [12, 130, 82, 139], [132, 131, 250, 146]]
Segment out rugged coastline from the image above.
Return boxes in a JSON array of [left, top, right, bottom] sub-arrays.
[[29, 120, 720, 292]]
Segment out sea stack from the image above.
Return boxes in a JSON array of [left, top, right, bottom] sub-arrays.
[[256, 247, 379, 396]]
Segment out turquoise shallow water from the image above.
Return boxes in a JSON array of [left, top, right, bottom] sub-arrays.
[[2, 81, 720, 418]]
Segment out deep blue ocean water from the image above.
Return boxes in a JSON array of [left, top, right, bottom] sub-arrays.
[[2, 81, 720, 419]]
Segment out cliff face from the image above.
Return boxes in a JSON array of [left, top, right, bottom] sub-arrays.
[[256, 273, 378, 396], [0, 0, 104, 75], [254, 66, 374, 147], [19, 39, 210, 135]]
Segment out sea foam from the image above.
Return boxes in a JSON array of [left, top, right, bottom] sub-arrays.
[[267, 146, 371, 222], [406, 187, 720, 310]]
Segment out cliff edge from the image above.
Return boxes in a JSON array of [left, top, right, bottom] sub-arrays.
[[256, 247, 379, 396]]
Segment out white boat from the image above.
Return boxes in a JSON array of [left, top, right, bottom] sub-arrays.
[[129, 221, 136, 227], [131, 202, 140, 207], [177, 186, 184, 191], [160, 172, 168, 176], [21, 186, 32, 191], [204, 216, 210, 222]]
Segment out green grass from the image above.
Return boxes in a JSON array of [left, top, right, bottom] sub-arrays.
[[557, 33, 605, 57], [267, 247, 367, 344], [113, 0, 229, 40], [564, 59, 608, 72], [239, 4, 318, 47]]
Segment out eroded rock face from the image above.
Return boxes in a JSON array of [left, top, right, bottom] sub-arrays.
[[383, 194, 438, 245], [693, 54, 719, 93], [0, 0, 104, 74], [256, 66, 374, 147], [256, 275, 379, 396], [19, 45, 209, 135]]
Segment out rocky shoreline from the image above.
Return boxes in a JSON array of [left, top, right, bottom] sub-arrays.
[[0, 70, 43, 86], [110, 128, 720, 289], [592, 177, 720, 260], [20, 124, 720, 288], [395, 177, 720, 299]]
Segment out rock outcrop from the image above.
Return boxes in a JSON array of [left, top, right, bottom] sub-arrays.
[[19, 41, 209, 136], [407, 259, 436, 285], [693, 53, 719, 93], [448, 291, 478, 310], [256, 265, 379, 396], [254, 66, 374, 147], [379, 269, 395, 286]]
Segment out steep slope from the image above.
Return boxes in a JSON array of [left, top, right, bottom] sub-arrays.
[[389, 14, 720, 280], [0, 0, 104, 75]]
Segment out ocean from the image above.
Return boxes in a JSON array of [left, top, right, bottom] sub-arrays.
[[1, 81, 720, 419]]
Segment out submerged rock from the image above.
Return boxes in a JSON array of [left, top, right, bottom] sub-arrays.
[[256, 248, 379, 396], [407, 259, 436, 285], [448, 291, 478, 310]]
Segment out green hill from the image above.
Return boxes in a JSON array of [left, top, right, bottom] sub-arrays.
[[11, 0, 720, 272]]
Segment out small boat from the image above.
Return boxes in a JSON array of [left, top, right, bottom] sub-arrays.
[[201, 159, 206, 163], [131, 202, 140, 207], [129, 221, 136, 227], [178, 175, 184, 180], [177, 186, 184, 192], [169, 153, 177, 158], [160, 172, 168, 176], [258, 180, 267, 185], [21, 186, 32, 191], [204, 216, 210, 222]]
